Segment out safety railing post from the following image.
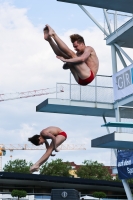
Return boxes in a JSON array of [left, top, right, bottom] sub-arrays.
[[70, 72, 71, 100], [95, 76, 97, 104], [56, 83, 57, 99], [80, 85, 81, 100]]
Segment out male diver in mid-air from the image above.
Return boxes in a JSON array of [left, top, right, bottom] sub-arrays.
[[43, 24, 99, 86], [28, 126, 67, 173]]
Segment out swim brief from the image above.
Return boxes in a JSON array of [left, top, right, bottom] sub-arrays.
[[58, 132, 67, 139], [78, 70, 94, 86]]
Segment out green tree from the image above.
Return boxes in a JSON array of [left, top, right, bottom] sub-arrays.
[[11, 190, 27, 200], [92, 191, 106, 199], [112, 174, 133, 183], [3, 159, 32, 173], [76, 160, 112, 180], [40, 158, 72, 177], [112, 175, 133, 183], [127, 178, 133, 184]]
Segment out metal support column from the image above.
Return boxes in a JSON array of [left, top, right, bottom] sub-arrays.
[[78, 5, 109, 36], [122, 180, 133, 200], [114, 11, 117, 31], [103, 9, 112, 33], [103, 116, 117, 157], [116, 49, 127, 68], [115, 106, 133, 199], [115, 43, 133, 64], [111, 45, 117, 74]]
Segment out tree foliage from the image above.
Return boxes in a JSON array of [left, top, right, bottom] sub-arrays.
[[3, 159, 32, 173], [127, 178, 133, 184], [92, 191, 106, 199], [40, 158, 72, 177], [11, 190, 27, 200], [76, 160, 112, 180], [113, 174, 133, 183]]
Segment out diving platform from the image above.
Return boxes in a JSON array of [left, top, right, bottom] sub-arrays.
[[36, 77, 115, 116], [36, 98, 133, 118], [102, 122, 133, 128], [106, 18, 133, 48], [36, 98, 115, 117], [91, 132, 133, 149], [36, 78, 133, 118], [57, 0, 133, 13]]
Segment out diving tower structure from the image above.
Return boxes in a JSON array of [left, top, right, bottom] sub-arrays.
[[57, 0, 133, 14], [37, 1, 133, 199]]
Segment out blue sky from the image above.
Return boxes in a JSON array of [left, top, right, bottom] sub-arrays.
[[0, 0, 132, 172], [10, 0, 104, 31]]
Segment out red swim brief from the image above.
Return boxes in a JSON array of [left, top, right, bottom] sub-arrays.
[[58, 132, 67, 139], [78, 70, 94, 86]]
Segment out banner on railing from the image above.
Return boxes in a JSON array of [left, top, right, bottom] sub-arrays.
[[113, 64, 133, 101], [117, 150, 133, 179]]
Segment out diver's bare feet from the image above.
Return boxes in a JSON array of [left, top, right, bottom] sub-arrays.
[[62, 63, 70, 70], [43, 26, 51, 41], [46, 24, 56, 37]]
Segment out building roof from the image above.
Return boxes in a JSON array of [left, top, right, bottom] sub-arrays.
[[0, 171, 132, 196], [68, 162, 113, 174]]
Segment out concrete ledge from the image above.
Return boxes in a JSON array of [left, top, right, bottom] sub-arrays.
[[91, 132, 133, 149], [57, 0, 133, 13], [36, 98, 115, 117], [106, 18, 133, 48], [102, 122, 133, 128]]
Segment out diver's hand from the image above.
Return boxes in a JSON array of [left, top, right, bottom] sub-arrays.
[[30, 164, 39, 173]]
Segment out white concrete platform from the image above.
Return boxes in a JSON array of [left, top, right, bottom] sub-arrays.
[[91, 132, 133, 149], [102, 122, 133, 128], [57, 0, 133, 13], [114, 93, 133, 109], [106, 18, 133, 48], [36, 98, 115, 117]]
